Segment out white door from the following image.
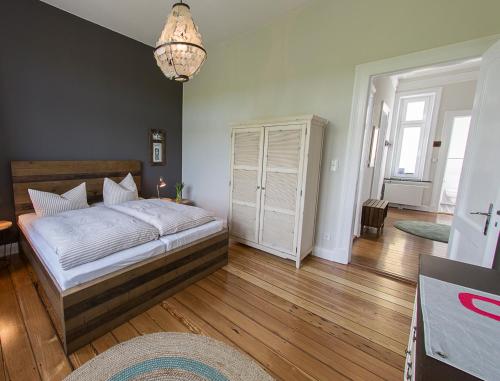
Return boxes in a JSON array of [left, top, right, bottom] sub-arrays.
[[448, 39, 500, 268], [259, 125, 306, 255], [229, 127, 264, 243]]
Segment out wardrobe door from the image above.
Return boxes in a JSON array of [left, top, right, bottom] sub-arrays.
[[229, 127, 264, 243], [259, 125, 306, 255]]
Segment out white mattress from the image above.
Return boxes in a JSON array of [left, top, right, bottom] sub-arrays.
[[18, 213, 225, 291]]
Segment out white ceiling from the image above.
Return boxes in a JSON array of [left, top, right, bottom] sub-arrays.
[[41, 0, 312, 47]]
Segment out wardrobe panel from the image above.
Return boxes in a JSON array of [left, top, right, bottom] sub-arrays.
[[231, 203, 258, 241], [229, 128, 264, 243], [234, 131, 261, 166], [266, 130, 302, 169], [261, 210, 295, 253], [264, 172, 298, 211], [259, 125, 305, 255]]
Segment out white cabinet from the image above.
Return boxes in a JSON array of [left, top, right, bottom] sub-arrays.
[[229, 115, 327, 268]]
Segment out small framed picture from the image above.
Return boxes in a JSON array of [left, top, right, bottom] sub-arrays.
[[150, 129, 166, 166]]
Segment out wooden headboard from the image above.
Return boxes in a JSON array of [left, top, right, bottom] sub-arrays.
[[11, 160, 142, 216]]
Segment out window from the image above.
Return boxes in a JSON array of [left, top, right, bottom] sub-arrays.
[[391, 92, 438, 179]]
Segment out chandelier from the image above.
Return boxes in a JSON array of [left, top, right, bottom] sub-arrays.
[[154, 1, 207, 82]]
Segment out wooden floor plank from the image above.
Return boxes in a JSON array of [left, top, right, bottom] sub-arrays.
[[68, 345, 95, 370], [111, 322, 140, 343], [195, 279, 395, 381], [212, 269, 406, 370], [179, 285, 351, 381], [0, 337, 6, 381], [8, 257, 72, 381], [224, 264, 407, 354], [0, 268, 40, 381], [0, 242, 413, 380], [228, 256, 409, 332], [129, 312, 163, 335], [307, 256, 416, 296], [231, 248, 413, 317], [201, 275, 403, 380], [231, 256, 414, 335], [160, 300, 286, 381], [146, 305, 192, 333], [352, 208, 451, 282], [238, 246, 414, 310], [91, 332, 117, 355], [174, 292, 314, 381]]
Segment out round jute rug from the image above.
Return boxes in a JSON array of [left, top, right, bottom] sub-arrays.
[[64, 333, 274, 381]]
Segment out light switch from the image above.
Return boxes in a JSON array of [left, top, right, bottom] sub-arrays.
[[330, 159, 339, 172]]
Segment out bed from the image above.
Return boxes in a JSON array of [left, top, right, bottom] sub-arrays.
[[11, 160, 228, 354]]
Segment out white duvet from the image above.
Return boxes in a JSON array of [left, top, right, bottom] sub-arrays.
[[109, 199, 215, 236], [31, 206, 159, 270]]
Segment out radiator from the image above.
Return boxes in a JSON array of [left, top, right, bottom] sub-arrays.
[[383, 182, 426, 207]]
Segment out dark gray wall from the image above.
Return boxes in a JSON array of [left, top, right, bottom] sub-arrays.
[[0, 0, 183, 239]]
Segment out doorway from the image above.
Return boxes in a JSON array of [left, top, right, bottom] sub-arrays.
[[350, 59, 480, 282]]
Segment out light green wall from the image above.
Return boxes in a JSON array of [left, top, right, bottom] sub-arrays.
[[183, 0, 500, 256]]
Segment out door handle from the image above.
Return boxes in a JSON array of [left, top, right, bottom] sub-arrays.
[[470, 203, 494, 235]]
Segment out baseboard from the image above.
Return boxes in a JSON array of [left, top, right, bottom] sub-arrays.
[[312, 246, 349, 264], [0, 242, 19, 256], [389, 203, 438, 213]]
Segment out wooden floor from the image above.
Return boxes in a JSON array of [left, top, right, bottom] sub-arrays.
[[0, 243, 416, 381], [352, 208, 453, 283]]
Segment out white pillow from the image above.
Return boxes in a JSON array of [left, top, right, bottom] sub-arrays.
[[103, 173, 139, 206], [28, 183, 89, 217]]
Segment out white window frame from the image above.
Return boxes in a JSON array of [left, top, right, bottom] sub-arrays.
[[390, 88, 441, 180]]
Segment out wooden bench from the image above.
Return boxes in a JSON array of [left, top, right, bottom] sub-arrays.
[[361, 199, 389, 235]]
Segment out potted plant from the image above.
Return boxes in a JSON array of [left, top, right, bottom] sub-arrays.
[[175, 182, 184, 203]]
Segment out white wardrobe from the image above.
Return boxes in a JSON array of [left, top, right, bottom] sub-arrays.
[[229, 115, 327, 268]]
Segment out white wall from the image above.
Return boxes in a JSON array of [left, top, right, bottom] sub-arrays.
[[182, 0, 500, 262]]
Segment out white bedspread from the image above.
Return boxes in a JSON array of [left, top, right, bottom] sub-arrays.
[[110, 199, 215, 236], [19, 213, 225, 291], [31, 206, 159, 270]]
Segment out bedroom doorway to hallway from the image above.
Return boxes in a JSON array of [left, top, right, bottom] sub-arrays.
[[350, 58, 479, 283]]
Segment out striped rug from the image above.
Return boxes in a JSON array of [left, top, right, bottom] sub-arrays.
[[64, 333, 273, 381]]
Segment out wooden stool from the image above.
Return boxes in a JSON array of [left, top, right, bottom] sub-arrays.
[[0, 221, 13, 268], [361, 199, 389, 235]]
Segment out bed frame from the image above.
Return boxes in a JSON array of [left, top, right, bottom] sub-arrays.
[[11, 160, 228, 354]]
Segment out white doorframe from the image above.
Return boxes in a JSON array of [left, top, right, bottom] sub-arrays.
[[353, 83, 377, 237], [430, 109, 472, 212], [334, 34, 499, 264]]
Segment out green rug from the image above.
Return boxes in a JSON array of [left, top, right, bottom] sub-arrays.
[[393, 220, 451, 243]]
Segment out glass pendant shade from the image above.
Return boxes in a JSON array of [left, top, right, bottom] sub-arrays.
[[154, 2, 207, 82]]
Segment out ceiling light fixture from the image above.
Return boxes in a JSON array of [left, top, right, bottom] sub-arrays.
[[154, 1, 207, 82]]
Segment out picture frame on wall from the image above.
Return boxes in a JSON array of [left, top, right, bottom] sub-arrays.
[[149, 129, 166, 166]]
